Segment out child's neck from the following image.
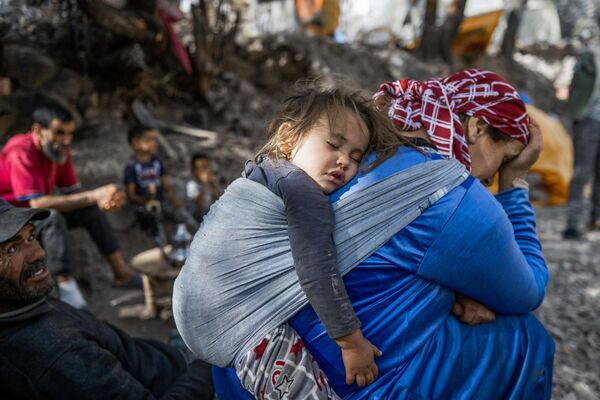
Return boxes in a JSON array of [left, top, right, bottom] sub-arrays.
[[134, 151, 152, 163]]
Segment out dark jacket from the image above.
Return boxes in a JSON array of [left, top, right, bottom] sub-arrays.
[[0, 298, 213, 399]]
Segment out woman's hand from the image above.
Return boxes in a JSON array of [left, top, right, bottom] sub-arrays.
[[498, 118, 543, 191], [452, 294, 496, 325]]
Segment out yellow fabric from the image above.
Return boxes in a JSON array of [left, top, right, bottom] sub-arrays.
[[451, 10, 504, 56]]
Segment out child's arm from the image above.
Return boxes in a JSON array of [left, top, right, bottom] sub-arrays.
[[125, 182, 149, 206], [278, 170, 381, 387], [161, 176, 184, 208]]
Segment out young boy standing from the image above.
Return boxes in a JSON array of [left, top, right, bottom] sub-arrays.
[[124, 126, 198, 233]]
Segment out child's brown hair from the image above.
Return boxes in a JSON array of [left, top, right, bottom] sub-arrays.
[[255, 75, 416, 169]]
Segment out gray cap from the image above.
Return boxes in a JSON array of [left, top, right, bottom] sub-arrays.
[[0, 199, 50, 243]]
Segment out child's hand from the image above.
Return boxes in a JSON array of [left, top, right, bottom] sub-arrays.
[[335, 330, 382, 387]]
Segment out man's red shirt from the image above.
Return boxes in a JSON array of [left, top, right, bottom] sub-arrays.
[[0, 132, 80, 207]]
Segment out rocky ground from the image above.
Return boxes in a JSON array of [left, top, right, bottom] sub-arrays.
[[535, 206, 600, 399]]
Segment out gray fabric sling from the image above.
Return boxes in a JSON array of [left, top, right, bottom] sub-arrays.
[[173, 158, 468, 367]]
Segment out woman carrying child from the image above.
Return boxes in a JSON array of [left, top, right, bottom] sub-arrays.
[[176, 70, 554, 399], [175, 76, 415, 399]]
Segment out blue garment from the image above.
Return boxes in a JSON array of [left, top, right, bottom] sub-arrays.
[[214, 148, 554, 399], [124, 156, 166, 201]]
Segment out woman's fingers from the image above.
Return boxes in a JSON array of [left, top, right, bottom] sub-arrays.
[[455, 295, 496, 325], [452, 302, 464, 317]]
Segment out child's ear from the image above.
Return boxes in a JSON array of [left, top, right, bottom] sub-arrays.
[[277, 123, 294, 159]]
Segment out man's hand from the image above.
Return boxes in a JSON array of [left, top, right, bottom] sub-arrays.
[[452, 294, 496, 325], [94, 184, 126, 211], [335, 329, 382, 387]]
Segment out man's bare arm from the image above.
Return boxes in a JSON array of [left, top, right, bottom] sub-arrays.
[[29, 191, 96, 212], [30, 184, 125, 212]]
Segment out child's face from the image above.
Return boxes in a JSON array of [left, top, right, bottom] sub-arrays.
[[192, 158, 213, 182], [132, 129, 159, 155], [290, 108, 369, 194]]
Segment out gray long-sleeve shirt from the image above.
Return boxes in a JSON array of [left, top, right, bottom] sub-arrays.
[[243, 157, 360, 339]]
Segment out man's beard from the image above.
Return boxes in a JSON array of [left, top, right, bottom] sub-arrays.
[[41, 141, 68, 164], [0, 259, 53, 308]]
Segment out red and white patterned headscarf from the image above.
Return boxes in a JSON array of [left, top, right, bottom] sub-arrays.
[[374, 69, 530, 170]]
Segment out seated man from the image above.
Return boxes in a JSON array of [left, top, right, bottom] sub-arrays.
[[0, 105, 140, 308], [0, 199, 214, 399]]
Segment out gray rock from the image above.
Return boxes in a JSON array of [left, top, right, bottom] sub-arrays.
[[2, 45, 57, 90]]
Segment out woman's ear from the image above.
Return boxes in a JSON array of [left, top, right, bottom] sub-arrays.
[[465, 117, 487, 144]]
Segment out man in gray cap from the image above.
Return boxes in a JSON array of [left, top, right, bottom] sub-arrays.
[[0, 200, 51, 311], [0, 199, 214, 399]]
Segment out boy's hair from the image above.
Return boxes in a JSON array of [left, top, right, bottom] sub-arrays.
[[32, 105, 73, 128], [255, 75, 415, 169], [128, 125, 156, 144], [191, 152, 211, 168]]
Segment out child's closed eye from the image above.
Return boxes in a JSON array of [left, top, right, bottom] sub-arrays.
[[327, 141, 340, 149], [350, 152, 364, 163]]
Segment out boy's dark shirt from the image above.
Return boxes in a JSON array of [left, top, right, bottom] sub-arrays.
[[243, 157, 360, 339], [0, 298, 213, 399], [124, 156, 165, 201]]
